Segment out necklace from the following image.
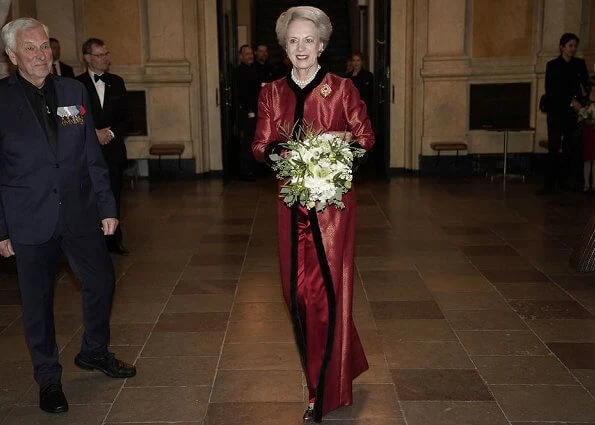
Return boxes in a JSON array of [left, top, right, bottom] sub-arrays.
[[291, 65, 321, 88]]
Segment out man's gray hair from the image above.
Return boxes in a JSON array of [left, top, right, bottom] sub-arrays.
[[275, 6, 332, 50], [1, 17, 49, 51]]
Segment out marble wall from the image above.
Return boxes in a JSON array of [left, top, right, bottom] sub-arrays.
[[19, 0, 220, 173], [4, 0, 594, 172], [390, 0, 593, 170]]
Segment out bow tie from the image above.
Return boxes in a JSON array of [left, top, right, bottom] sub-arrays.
[[94, 74, 106, 83]]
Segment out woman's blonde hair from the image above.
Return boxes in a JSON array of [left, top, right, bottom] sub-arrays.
[[275, 6, 332, 50]]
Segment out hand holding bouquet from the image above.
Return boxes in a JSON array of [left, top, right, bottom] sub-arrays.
[[578, 103, 595, 125], [269, 126, 366, 212]]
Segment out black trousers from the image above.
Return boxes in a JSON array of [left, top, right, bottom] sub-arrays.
[[12, 228, 115, 387], [106, 161, 124, 247], [239, 115, 256, 177], [546, 110, 580, 189]]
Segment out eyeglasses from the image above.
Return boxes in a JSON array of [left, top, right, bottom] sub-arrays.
[[86, 52, 110, 58]]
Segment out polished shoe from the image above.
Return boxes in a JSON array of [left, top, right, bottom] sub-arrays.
[[39, 383, 68, 414], [75, 352, 136, 378], [303, 407, 315, 423]]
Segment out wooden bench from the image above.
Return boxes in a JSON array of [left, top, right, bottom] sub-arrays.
[[149, 143, 185, 171], [430, 142, 468, 166]]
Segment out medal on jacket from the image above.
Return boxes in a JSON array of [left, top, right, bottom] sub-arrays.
[[57, 105, 86, 126]]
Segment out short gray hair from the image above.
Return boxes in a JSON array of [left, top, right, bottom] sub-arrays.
[[275, 6, 332, 50], [1, 17, 49, 52]]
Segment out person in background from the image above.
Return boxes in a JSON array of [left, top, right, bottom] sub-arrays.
[[538, 32, 589, 195], [254, 43, 275, 84], [0, 17, 136, 415], [346, 52, 373, 119], [77, 38, 133, 255], [236, 44, 260, 180], [49, 37, 74, 78]]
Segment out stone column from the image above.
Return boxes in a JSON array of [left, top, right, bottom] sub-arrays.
[[418, 0, 470, 161]]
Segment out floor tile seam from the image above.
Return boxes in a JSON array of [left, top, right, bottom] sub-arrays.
[[486, 383, 584, 387], [101, 254, 193, 425], [119, 384, 212, 389], [215, 367, 303, 371], [204, 192, 265, 410], [422, 260, 517, 425], [450, 261, 595, 400], [354, 263, 409, 425], [470, 264, 595, 399], [356, 190, 394, 230], [223, 341, 296, 345]]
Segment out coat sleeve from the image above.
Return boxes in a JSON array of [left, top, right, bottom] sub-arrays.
[[83, 87, 117, 219], [342, 78, 375, 150], [252, 83, 282, 163]]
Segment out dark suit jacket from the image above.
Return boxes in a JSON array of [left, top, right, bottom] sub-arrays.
[[545, 56, 589, 115], [76, 72, 133, 164], [59, 61, 75, 78], [0, 73, 116, 245]]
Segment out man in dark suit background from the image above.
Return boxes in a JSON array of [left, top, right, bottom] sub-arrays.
[[0, 17, 136, 414], [77, 38, 133, 254], [235, 44, 260, 180], [49, 37, 74, 78]]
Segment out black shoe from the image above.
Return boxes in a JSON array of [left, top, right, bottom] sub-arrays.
[[74, 352, 136, 378], [303, 407, 315, 423], [39, 383, 68, 414]]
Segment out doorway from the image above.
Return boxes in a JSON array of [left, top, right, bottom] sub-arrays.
[[217, 0, 238, 177], [373, 0, 390, 179]]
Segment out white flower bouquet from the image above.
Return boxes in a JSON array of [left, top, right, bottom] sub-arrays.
[[268, 126, 366, 212], [578, 103, 595, 124]]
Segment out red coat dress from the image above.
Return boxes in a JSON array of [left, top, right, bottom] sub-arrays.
[[252, 70, 375, 421]]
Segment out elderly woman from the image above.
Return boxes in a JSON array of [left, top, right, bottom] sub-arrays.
[[252, 6, 374, 424]]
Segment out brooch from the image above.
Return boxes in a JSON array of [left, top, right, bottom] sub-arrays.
[[57, 105, 86, 126], [320, 84, 332, 98]]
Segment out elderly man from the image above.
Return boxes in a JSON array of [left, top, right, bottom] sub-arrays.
[[0, 18, 136, 414]]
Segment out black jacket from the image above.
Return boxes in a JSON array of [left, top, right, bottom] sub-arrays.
[[58, 61, 75, 78], [76, 71, 133, 164], [0, 73, 115, 244], [545, 56, 589, 114]]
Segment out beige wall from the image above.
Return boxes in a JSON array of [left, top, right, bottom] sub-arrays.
[[4, 0, 595, 172], [390, 0, 593, 170], [472, 0, 534, 58], [83, 0, 141, 65]]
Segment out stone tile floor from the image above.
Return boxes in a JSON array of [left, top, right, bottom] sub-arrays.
[[1, 175, 595, 424]]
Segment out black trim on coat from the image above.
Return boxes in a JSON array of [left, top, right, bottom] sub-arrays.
[[285, 68, 336, 423]]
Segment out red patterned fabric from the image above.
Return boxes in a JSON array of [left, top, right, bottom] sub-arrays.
[[253, 72, 374, 417]]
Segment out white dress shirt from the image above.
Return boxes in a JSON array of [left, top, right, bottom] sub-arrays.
[[89, 70, 106, 108]]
